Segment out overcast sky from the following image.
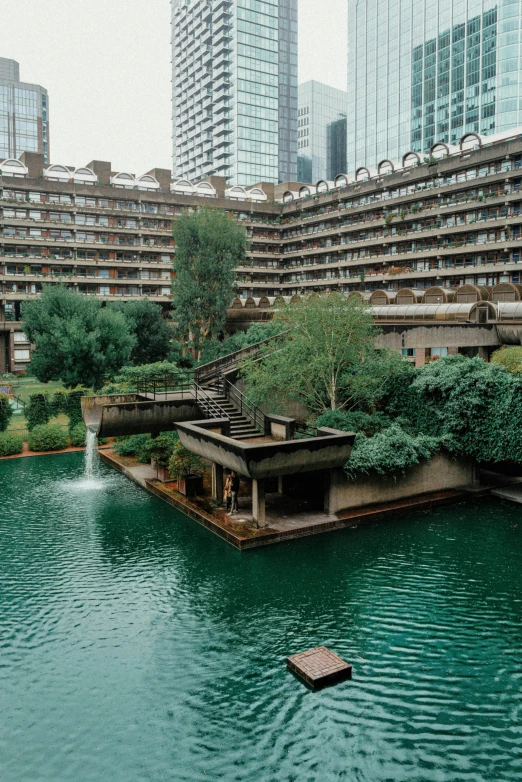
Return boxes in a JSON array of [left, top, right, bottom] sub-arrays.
[[3, 0, 347, 174]]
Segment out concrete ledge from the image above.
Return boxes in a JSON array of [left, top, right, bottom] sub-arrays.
[[99, 451, 485, 550]]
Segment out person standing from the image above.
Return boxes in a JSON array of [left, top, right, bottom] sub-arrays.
[[230, 471, 240, 514], [224, 472, 232, 512]]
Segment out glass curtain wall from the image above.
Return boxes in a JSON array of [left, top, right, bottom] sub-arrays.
[[0, 59, 49, 162], [346, 0, 520, 173]]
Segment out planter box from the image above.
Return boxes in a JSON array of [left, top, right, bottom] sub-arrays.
[[178, 474, 203, 497]]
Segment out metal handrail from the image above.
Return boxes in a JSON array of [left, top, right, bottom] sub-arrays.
[[195, 332, 283, 383], [136, 371, 195, 400], [193, 382, 230, 423], [215, 376, 267, 434]]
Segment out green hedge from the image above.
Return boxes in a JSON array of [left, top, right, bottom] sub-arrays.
[[25, 393, 51, 430], [69, 423, 87, 447], [0, 432, 23, 457], [0, 392, 13, 433], [28, 424, 69, 453]]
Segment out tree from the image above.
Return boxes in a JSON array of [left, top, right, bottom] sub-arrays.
[[241, 293, 406, 416], [111, 300, 173, 365], [172, 207, 246, 353], [22, 285, 135, 389], [0, 392, 12, 433]]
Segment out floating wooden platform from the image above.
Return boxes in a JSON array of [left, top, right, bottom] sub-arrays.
[[287, 646, 352, 689]]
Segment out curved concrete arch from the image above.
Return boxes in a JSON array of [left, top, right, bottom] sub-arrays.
[[355, 166, 370, 182], [430, 142, 449, 159], [334, 174, 350, 187], [460, 132, 482, 151], [378, 159, 394, 175], [402, 151, 420, 168]]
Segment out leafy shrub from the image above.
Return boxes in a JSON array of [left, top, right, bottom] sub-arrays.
[[345, 424, 443, 480], [28, 424, 68, 452], [168, 441, 205, 478], [0, 432, 23, 456], [69, 423, 87, 447], [316, 409, 392, 436], [491, 346, 522, 374], [146, 432, 179, 468], [0, 392, 13, 433], [25, 393, 50, 430], [113, 434, 151, 462], [117, 362, 182, 383]]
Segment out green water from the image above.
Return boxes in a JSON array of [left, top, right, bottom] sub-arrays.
[[1, 453, 522, 782]]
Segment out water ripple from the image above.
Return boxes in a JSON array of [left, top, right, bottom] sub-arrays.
[[0, 452, 521, 781]]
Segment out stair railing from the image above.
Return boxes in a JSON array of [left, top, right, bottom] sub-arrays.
[[215, 376, 268, 435], [192, 381, 231, 424], [195, 332, 284, 384]]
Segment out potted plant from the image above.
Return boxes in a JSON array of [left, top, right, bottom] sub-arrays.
[[148, 433, 177, 483], [168, 442, 205, 497]]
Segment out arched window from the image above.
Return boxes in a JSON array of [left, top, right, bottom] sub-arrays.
[[282, 190, 294, 202], [137, 174, 160, 191], [110, 172, 136, 188], [334, 174, 349, 188], [316, 180, 329, 193], [0, 159, 28, 177], [170, 179, 194, 193], [247, 187, 267, 201], [44, 165, 71, 181], [73, 167, 97, 184], [195, 182, 216, 197]]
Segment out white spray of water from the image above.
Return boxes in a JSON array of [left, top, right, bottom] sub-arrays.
[[84, 428, 98, 481]]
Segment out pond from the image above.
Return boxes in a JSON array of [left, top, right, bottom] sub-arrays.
[[1, 452, 521, 781]]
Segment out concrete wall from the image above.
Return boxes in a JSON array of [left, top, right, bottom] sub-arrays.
[[328, 453, 475, 514]]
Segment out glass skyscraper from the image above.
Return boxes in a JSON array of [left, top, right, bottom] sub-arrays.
[[297, 80, 347, 182], [171, 0, 297, 186], [347, 0, 522, 172], [0, 58, 49, 163]]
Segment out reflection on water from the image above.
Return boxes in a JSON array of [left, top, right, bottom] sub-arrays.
[[0, 452, 521, 782]]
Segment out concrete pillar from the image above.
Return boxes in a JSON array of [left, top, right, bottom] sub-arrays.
[[448, 346, 459, 355], [252, 478, 266, 527], [212, 462, 224, 504], [415, 348, 428, 368], [478, 346, 489, 361], [277, 475, 284, 494]]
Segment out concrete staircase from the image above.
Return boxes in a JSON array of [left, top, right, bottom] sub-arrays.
[[203, 381, 263, 440]]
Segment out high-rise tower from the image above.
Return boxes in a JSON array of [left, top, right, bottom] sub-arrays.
[[171, 0, 297, 185], [0, 58, 49, 162], [347, 0, 520, 172]]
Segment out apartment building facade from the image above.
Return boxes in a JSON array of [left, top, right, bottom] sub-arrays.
[[3, 129, 522, 371], [171, 0, 298, 185], [0, 58, 49, 163]]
